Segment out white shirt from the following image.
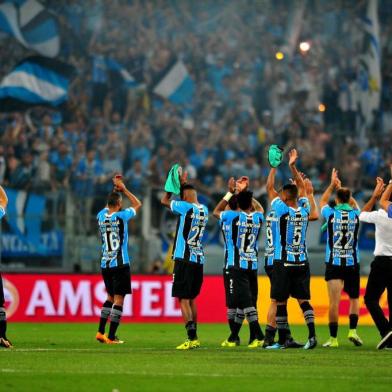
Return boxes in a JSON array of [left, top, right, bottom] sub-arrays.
[[359, 209, 392, 256]]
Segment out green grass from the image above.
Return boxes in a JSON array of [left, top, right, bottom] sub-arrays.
[[0, 323, 391, 392]]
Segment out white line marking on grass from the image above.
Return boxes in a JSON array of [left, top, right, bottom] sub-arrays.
[[1, 368, 392, 381]]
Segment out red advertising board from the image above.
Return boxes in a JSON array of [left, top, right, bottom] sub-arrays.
[[2, 274, 226, 323], [2, 274, 387, 324]]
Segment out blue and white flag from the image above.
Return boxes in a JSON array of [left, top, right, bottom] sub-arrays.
[[0, 56, 75, 111], [2, 188, 63, 257], [152, 59, 194, 105], [105, 58, 141, 89], [0, 0, 60, 57], [357, 0, 381, 133]]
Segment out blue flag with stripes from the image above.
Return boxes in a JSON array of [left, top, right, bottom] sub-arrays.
[[106, 58, 141, 89], [0, 0, 60, 57], [2, 188, 63, 257], [0, 56, 75, 111], [152, 59, 194, 105]]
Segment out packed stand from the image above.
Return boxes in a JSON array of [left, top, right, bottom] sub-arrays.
[[0, 0, 391, 222]]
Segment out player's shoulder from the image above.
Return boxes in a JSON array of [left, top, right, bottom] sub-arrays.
[[0, 205, 6, 219], [97, 208, 108, 220], [252, 210, 265, 220], [116, 207, 137, 220], [321, 204, 334, 215], [220, 210, 239, 221]]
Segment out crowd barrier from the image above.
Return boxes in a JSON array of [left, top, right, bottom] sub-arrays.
[[2, 274, 387, 324]]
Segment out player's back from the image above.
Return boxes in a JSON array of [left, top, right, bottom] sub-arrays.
[[322, 206, 360, 266], [220, 210, 264, 270], [97, 207, 137, 268], [264, 209, 278, 267], [272, 197, 310, 263], [170, 200, 208, 264]]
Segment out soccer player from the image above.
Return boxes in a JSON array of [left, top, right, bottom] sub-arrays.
[[161, 181, 208, 350], [264, 172, 319, 348], [320, 168, 362, 348], [95, 176, 142, 344], [361, 176, 392, 349], [213, 179, 265, 348], [0, 184, 11, 348], [218, 189, 244, 347], [266, 149, 317, 350]]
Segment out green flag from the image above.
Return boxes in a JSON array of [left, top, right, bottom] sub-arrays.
[[164, 164, 182, 195], [268, 145, 284, 168]]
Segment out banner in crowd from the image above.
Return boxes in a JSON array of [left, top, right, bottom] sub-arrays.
[[0, 0, 60, 57], [2, 274, 387, 324], [357, 0, 381, 134], [152, 59, 194, 105], [0, 56, 76, 111], [1, 189, 63, 257]]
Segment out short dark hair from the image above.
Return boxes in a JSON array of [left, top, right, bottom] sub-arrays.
[[282, 184, 298, 200], [237, 191, 253, 211], [107, 192, 122, 207], [228, 194, 238, 210], [180, 183, 195, 199], [336, 188, 351, 204]]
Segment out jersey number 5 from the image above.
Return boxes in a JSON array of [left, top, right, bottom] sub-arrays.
[[292, 226, 302, 246]]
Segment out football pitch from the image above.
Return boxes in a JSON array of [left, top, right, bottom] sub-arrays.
[[0, 323, 391, 392]]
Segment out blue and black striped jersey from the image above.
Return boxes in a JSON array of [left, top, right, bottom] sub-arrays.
[[265, 197, 309, 266], [322, 205, 360, 266], [220, 210, 264, 270], [0, 206, 5, 220], [170, 200, 208, 264], [272, 197, 310, 263], [264, 209, 278, 267], [97, 207, 136, 269]]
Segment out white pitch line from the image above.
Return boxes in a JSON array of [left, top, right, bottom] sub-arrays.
[[1, 368, 392, 381]]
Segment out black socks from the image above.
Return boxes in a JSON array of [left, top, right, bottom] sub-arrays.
[[98, 300, 113, 334], [300, 301, 316, 339], [108, 305, 123, 340]]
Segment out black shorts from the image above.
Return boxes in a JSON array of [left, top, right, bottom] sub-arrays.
[[325, 264, 360, 299], [224, 268, 258, 309], [271, 261, 310, 302], [264, 265, 274, 283], [101, 266, 132, 297], [172, 260, 203, 300], [0, 274, 4, 307]]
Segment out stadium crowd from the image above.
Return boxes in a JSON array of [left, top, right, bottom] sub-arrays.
[[0, 0, 392, 214]]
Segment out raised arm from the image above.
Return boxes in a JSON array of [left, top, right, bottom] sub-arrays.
[[252, 198, 264, 213], [160, 192, 173, 209], [0, 184, 8, 210], [361, 177, 385, 212], [113, 177, 142, 212], [320, 168, 339, 208], [213, 177, 236, 219], [266, 168, 279, 201], [288, 149, 306, 198], [380, 183, 392, 212], [380, 164, 392, 213], [304, 178, 319, 221]]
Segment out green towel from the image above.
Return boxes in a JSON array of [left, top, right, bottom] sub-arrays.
[[321, 203, 353, 232], [268, 145, 284, 168], [164, 163, 182, 195]]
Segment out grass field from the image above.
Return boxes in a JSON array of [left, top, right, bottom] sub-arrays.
[[0, 323, 391, 392]]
